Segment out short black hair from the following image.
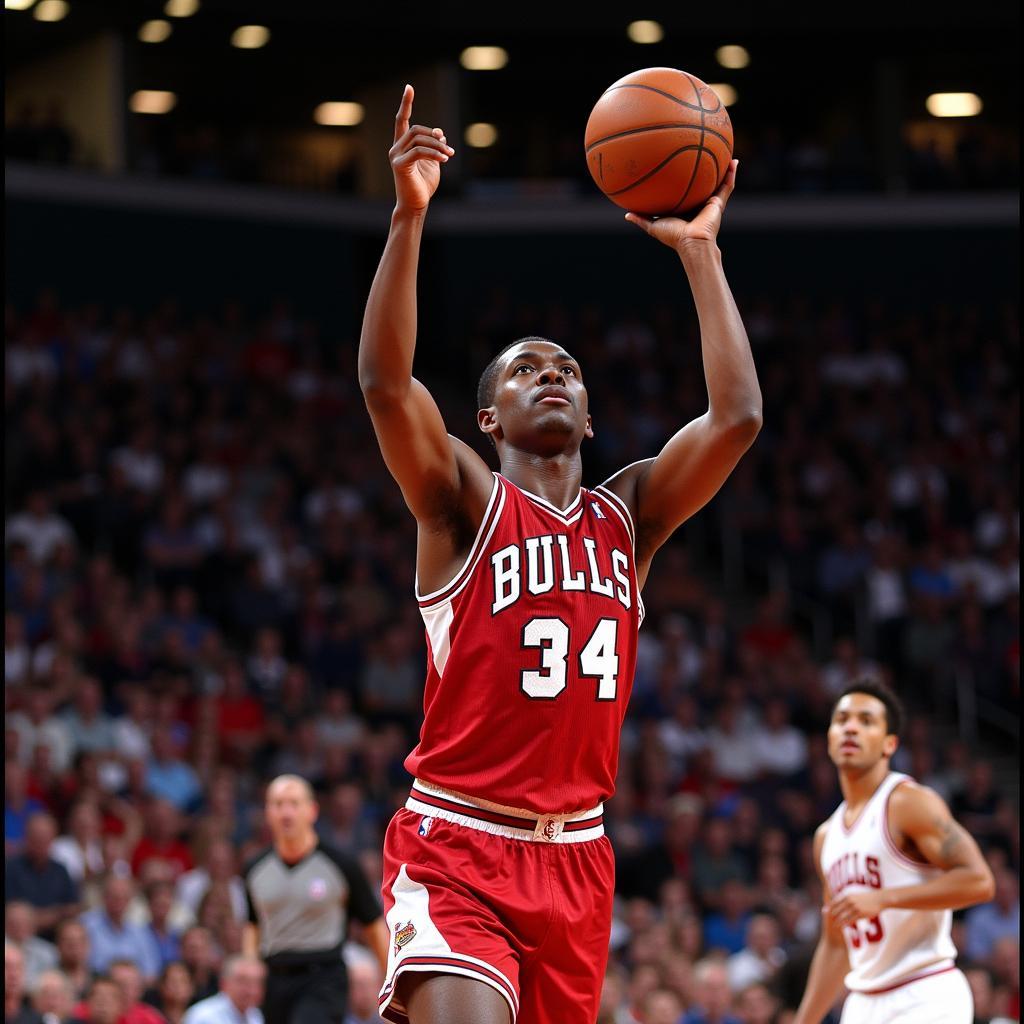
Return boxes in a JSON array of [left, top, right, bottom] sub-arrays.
[[833, 677, 904, 738], [476, 336, 557, 411]]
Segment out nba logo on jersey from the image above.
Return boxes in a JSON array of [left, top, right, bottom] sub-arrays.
[[308, 878, 327, 901], [418, 816, 434, 837], [590, 502, 606, 519]]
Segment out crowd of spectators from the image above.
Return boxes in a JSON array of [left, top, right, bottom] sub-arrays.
[[5, 284, 1019, 1024]]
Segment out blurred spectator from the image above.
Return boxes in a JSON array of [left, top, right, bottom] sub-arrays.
[[5, 762, 47, 853], [50, 803, 104, 888], [681, 958, 742, 1024], [341, 949, 383, 1024], [175, 842, 246, 926], [181, 957, 265, 1024], [726, 914, 786, 991], [5, 491, 76, 567], [5, 815, 81, 939], [749, 700, 807, 779], [177, 928, 219, 1006], [9, 689, 73, 776], [144, 962, 194, 1024], [61, 681, 115, 762], [144, 736, 202, 815], [6, 942, 44, 1024], [131, 802, 194, 881], [30, 969, 76, 1024], [965, 868, 1020, 963], [692, 823, 750, 906], [732, 982, 779, 1024], [5, 903, 58, 989], [53, 922, 91, 1002], [107, 961, 164, 1024], [80, 876, 161, 983], [703, 881, 753, 955], [140, 883, 184, 971], [69, 977, 122, 1024]]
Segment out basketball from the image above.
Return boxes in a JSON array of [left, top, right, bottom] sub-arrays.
[[584, 67, 734, 217]]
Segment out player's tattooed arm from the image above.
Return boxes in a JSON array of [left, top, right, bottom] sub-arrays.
[[886, 784, 993, 912]]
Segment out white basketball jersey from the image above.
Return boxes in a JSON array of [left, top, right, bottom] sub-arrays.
[[821, 772, 957, 993]]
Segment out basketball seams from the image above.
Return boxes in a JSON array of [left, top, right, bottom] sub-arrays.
[[601, 144, 706, 197], [671, 72, 707, 213], [585, 122, 733, 155], [600, 82, 722, 116]]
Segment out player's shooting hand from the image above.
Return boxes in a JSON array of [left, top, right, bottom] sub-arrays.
[[827, 889, 888, 928], [624, 158, 738, 252], [390, 84, 455, 214]]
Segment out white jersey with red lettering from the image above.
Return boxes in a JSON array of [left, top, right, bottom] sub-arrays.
[[405, 472, 644, 815], [820, 771, 958, 995]]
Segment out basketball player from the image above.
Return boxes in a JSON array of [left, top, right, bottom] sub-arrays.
[[794, 681, 995, 1024], [359, 85, 761, 1024]]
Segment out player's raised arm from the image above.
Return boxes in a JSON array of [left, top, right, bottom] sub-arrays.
[[793, 825, 851, 1024], [602, 161, 762, 574], [828, 784, 994, 927], [358, 86, 492, 535]]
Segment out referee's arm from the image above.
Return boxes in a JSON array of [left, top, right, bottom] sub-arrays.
[[242, 874, 260, 958], [335, 849, 389, 976]]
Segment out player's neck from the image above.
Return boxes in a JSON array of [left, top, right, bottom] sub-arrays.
[[498, 449, 583, 510], [838, 758, 892, 809], [275, 830, 318, 864]]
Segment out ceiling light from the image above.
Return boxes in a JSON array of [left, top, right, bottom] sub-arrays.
[[465, 123, 498, 148], [716, 44, 750, 69], [627, 20, 664, 44], [32, 0, 68, 21], [130, 90, 177, 115], [708, 83, 737, 106], [926, 92, 983, 117], [460, 46, 508, 71], [314, 102, 364, 126], [230, 25, 270, 49], [138, 19, 172, 43], [5, 0, 37, 11], [163, 0, 199, 17]]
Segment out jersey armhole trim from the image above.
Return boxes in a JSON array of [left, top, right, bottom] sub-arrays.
[[416, 474, 505, 609], [592, 484, 636, 551]]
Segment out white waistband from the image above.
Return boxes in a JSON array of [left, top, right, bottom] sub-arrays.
[[406, 778, 605, 844]]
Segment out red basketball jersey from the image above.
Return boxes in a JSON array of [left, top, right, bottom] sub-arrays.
[[405, 473, 644, 814]]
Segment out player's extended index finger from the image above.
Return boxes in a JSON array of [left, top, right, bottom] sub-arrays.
[[394, 85, 414, 144]]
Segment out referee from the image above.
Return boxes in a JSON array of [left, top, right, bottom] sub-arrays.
[[242, 775, 388, 1024]]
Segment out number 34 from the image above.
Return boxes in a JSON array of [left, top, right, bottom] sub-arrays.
[[520, 617, 620, 701]]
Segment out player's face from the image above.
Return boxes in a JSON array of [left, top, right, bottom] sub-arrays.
[[480, 341, 593, 453], [827, 693, 897, 770]]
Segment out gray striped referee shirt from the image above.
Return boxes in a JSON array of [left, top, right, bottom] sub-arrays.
[[243, 842, 381, 968]]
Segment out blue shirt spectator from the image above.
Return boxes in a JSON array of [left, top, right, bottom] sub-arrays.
[[182, 958, 266, 1024], [81, 875, 162, 983], [964, 868, 1020, 961], [145, 730, 203, 813]]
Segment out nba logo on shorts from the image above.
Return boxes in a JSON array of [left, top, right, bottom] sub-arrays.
[[309, 878, 327, 901], [418, 816, 434, 837]]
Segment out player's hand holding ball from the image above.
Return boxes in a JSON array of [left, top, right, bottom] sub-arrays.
[[625, 159, 737, 252], [390, 84, 455, 214]]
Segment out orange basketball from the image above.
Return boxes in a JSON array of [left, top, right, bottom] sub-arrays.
[[584, 67, 734, 217]]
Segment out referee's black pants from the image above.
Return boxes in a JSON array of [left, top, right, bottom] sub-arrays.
[[263, 962, 348, 1024]]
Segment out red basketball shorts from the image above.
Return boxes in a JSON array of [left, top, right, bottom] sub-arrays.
[[378, 780, 615, 1024]]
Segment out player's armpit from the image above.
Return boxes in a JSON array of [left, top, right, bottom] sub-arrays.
[[634, 411, 760, 554], [363, 378, 493, 529]]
